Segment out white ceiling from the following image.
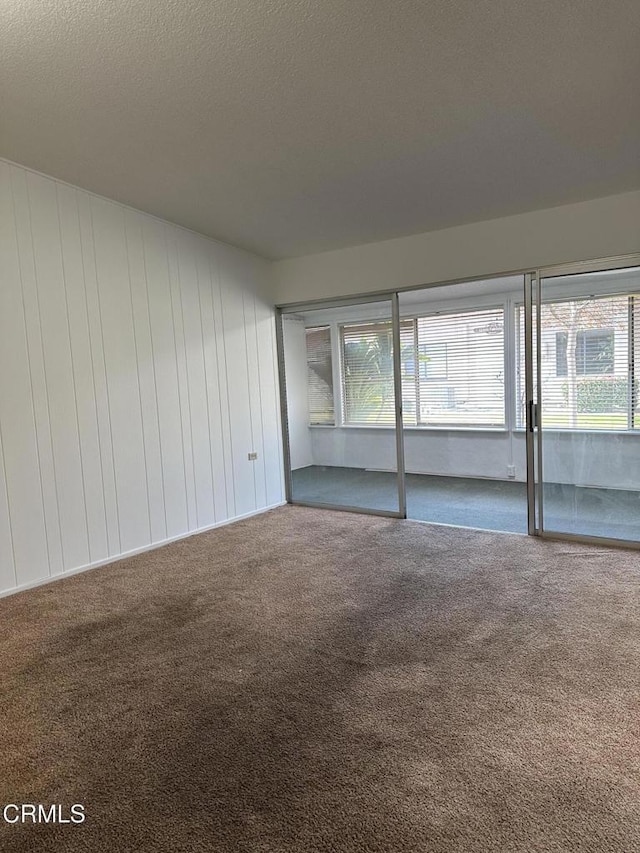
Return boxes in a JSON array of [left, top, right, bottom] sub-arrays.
[[1, 0, 639, 260]]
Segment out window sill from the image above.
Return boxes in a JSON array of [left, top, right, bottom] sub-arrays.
[[308, 425, 640, 436], [512, 427, 640, 436], [308, 424, 508, 434]]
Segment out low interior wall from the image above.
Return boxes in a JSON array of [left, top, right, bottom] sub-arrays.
[[303, 426, 639, 491]]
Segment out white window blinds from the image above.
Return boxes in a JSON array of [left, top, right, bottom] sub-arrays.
[[517, 295, 631, 429], [305, 326, 334, 425], [340, 311, 505, 427], [406, 307, 506, 427], [341, 321, 396, 425]]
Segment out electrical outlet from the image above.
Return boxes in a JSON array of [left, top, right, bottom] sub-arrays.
[[507, 464, 516, 479], [248, 451, 258, 461]]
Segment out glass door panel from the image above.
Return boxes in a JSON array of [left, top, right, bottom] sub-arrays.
[[398, 276, 528, 533], [280, 298, 403, 515], [537, 265, 640, 542]]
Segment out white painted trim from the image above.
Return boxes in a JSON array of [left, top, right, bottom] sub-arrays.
[[0, 501, 286, 599]]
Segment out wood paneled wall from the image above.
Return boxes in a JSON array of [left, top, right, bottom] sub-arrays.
[[0, 160, 283, 596]]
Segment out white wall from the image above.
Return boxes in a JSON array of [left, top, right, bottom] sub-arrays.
[[0, 160, 284, 597], [282, 315, 313, 470], [309, 427, 523, 481], [309, 428, 640, 491], [273, 190, 640, 304]]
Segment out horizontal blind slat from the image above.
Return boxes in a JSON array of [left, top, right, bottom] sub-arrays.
[[517, 293, 633, 430], [306, 326, 334, 425], [413, 307, 505, 427], [341, 320, 397, 425]]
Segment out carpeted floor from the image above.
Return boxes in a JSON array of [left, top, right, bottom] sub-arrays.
[[2, 505, 640, 852]]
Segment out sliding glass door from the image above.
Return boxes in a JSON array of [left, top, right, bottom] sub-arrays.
[[278, 295, 405, 516], [398, 277, 528, 533], [278, 255, 640, 546], [528, 264, 640, 543]]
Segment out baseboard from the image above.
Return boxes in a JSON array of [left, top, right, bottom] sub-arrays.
[[0, 502, 287, 600]]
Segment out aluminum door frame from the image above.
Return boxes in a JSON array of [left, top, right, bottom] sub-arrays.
[[525, 257, 640, 550], [275, 292, 407, 519]]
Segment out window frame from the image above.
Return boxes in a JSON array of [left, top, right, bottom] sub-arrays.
[[336, 304, 509, 430], [403, 303, 508, 430], [516, 291, 638, 432], [301, 282, 640, 436], [555, 328, 616, 377], [338, 318, 399, 427]]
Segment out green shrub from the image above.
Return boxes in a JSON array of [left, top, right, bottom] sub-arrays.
[[561, 377, 627, 412]]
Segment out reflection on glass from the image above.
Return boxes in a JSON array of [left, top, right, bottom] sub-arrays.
[[397, 276, 527, 534], [538, 267, 640, 541], [282, 301, 400, 513]]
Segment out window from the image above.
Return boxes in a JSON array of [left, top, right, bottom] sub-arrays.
[[305, 326, 334, 425], [555, 329, 614, 376], [517, 294, 632, 430], [339, 308, 506, 428], [419, 343, 447, 380], [304, 288, 640, 434], [404, 307, 506, 428], [341, 321, 396, 425]]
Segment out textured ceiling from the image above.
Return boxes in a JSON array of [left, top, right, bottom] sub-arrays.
[[1, 0, 639, 259]]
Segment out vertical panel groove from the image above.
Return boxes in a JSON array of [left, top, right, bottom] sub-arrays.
[[219, 275, 238, 517], [55, 183, 92, 563], [89, 198, 122, 554], [252, 296, 269, 495], [241, 294, 258, 508], [163, 225, 191, 527], [75, 188, 110, 554], [141, 222, 169, 537], [25, 175, 67, 568], [270, 313, 285, 497], [123, 212, 153, 543], [196, 248, 218, 523], [0, 419, 17, 588], [11, 172, 54, 576], [176, 238, 200, 527], [207, 253, 230, 517]]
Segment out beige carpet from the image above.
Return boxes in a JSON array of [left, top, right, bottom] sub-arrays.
[[1, 505, 640, 852]]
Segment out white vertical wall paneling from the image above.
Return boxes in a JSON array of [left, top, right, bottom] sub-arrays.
[[165, 225, 198, 531], [195, 236, 228, 523], [209, 250, 237, 518], [176, 231, 215, 528], [256, 292, 285, 506], [77, 190, 121, 556], [219, 245, 257, 517], [27, 172, 90, 572], [55, 182, 108, 565], [0, 162, 48, 586], [244, 290, 267, 508], [141, 216, 189, 539], [271, 307, 286, 500], [56, 184, 109, 569], [124, 209, 167, 544], [91, 196, 151, 553], [0, 158, 282, 596], [9, 166, 64, 576], [0, 427, 16, 592]]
